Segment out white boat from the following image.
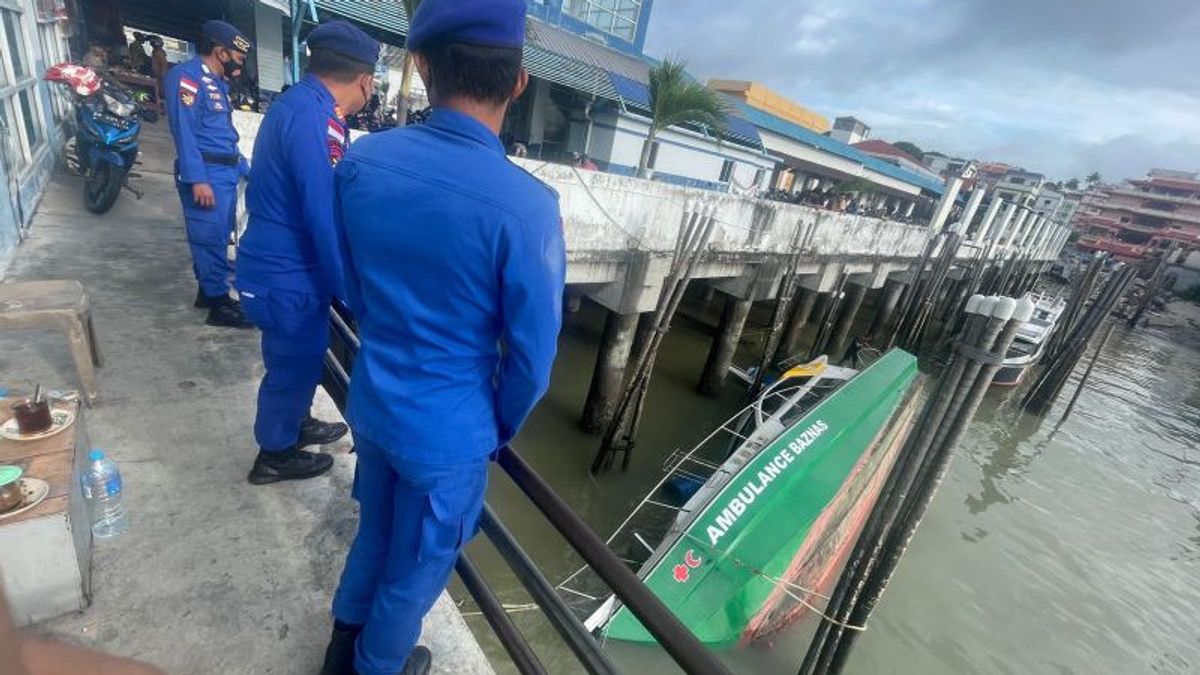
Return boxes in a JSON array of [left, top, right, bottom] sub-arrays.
[[992, 293, 1066, 386]]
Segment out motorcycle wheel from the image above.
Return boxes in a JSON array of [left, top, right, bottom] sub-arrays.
[[84, 163, 124, 214]]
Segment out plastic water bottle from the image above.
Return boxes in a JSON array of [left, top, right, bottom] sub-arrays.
[[81, 449, 128, 538]]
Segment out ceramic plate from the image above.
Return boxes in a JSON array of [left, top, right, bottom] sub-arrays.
[[0, 478, 50, 521]]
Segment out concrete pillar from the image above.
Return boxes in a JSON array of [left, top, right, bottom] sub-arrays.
[[826, 283, 868, 360], [903, 201, 916, 218], [956, 188, 986, 234], [868, 279, 904, 339], [928, 176, 964, 232], [698, 294, 753, 396], [580, 311, 639, 434], [780, 287, 819, 362], [974, 197, 1004, 242]]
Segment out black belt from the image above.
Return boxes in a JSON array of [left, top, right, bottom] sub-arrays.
[[201, 152, 240, 167]]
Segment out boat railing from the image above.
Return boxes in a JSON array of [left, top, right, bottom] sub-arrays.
[[323, 306, 732, 675]]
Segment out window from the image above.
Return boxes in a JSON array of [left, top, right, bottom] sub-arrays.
[[719, 159, 734, 183], [563, 0, 643, 42], [1009, 177, 1025, 185], [646, 140, 659, 169], [753, 168, 766, 187], [3, 10, 28, 79], [0, 6, 46, 173]]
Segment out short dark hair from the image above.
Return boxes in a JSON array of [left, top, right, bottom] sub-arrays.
[[306, 47, 374, 83], [197, 35, 217, 55], [420, 41, 522, 106]]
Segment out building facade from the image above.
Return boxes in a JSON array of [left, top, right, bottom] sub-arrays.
[[993, 169, 1046, 208], [1072, 169, 1200, 259], [0, 0, 73, 274]]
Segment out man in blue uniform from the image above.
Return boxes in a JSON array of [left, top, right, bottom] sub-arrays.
[[237, 22, 378, 484], [164, 20, 253, 328], [320, 2, 565, 674]]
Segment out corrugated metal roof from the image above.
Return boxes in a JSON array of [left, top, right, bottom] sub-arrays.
[[731, 98, 943, 195], [525, 19, 651, 82], [313, 0, 409, 34]]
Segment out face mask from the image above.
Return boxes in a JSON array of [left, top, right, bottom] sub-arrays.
[[218, 50, 243, 79]]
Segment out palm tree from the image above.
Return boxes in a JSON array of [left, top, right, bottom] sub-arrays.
[[637, 59, 728, 177], [397, 0, 423, 126], [1085, 171, 1102, 186]]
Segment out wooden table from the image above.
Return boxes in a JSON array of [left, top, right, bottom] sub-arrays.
[[0, 394, 92, 626]]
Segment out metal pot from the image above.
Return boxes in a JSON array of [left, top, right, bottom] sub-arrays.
[[0, 466, 22, 512]]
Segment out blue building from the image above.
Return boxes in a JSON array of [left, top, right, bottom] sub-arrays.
[[525, 0, 654, 56]]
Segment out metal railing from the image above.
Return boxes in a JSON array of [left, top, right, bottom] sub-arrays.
[[322, 307, 731, 675]]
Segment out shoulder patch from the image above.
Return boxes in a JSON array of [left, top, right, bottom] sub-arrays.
[[326, 117, 347, 167]]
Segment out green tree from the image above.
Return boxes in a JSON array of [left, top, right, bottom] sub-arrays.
[[1064, 178, 1080, 190], [637, 59, 728, 177], [1085, 171, 1102, 186], [893, 141, 924, 161], [397, 0, 423, 126]]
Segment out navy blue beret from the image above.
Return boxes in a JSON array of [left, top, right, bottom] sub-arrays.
[[201, 20, 253, 54], [307, 20, 381, 66], [407, 0, 526, 51]]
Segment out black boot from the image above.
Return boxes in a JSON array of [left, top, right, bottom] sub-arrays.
[[247, 447, 333, 485], [319, 621, 361, 675], [194, 289, 227, 309], [299, 416, 349, 448], [401, 646, 432, 675], [206, 300, 255, 329]]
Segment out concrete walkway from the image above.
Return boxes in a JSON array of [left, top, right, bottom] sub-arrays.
[[0, 123, 492, 674]]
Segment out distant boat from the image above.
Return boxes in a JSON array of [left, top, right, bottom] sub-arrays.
[[561, 349, 921, 647], [991, 293, 1067, 386]]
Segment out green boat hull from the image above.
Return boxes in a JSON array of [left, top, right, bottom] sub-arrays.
[[603, 349, 920, 646]]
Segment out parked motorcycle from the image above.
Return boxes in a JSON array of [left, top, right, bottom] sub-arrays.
[[44, 63, 141, 214]]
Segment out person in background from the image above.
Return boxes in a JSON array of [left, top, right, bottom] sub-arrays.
[[150, 36, 169, 102], [163, 20, 254, 328], [128, 31, 149, 74], [321, 1, 565, 674], [237, 20, 380, 486]]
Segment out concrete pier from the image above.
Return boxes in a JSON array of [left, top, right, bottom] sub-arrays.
[[827, 283, 869, 361], [869, 280, 905, 339], [781, 287, 820, 361], [698, 294, 754, 395], [580, 310, 639, 433]]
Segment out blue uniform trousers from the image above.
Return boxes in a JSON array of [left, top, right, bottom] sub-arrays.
[[176, 163, 240, 297], [332, 438, 489, 675], [238, 284, 328, 451]]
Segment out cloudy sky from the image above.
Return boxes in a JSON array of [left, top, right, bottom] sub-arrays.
[[644, 0, 1200, 182]]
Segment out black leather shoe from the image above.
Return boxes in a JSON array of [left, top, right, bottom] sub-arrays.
[[205, 301, 254, 328], [401, 646, 432, 675], [319, 622, 361, 675], [194, 289, 227, 309], [299, 416, 349, 448], [247, 447, 334, 485]]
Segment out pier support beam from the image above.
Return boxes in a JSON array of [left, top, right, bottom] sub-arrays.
[[698, 294, 753, 396], [580, 310, 639, 434], [780, 287, 819, 362], [869, 280, 904, 340], [827, 283, 868, 361]]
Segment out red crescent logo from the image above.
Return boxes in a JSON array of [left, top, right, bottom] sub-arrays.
[[684, 549, 702, 569]]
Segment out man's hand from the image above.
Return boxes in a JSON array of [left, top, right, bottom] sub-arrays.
[[192, 183, 216, 209]]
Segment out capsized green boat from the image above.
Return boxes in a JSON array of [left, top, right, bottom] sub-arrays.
[[562, 348, 920, 647]]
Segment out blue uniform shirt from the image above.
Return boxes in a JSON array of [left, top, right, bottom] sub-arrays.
[[336, 108, 566, 462], [240, 74, 348, 297], [163, 58, 245, 184]]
